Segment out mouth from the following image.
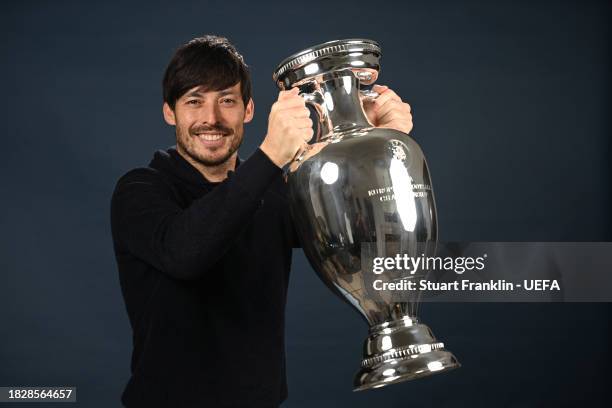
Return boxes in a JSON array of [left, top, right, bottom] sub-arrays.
[[195, 132, 226, 141], [192, 131, 232, 149]]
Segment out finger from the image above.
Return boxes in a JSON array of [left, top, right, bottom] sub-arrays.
[[371, 84, 389, 94], [302, 129, 313, 143], [281, 94, 307, 106], [278, 108, 311, 121], [372, 90, 402, 112], [377, 100, 411, 119], [377, 107, 412, 127], [364, 91, 393, 114], [294, 117, 313, 129], [270, 98, 305, 114], [289, 106, 311, 117], [277, 87, 300, 101], [374, 99, 408, 122], [360, 84, 389, 103], [272, 110, 309, 123], [276, 98, 308, 111], [377, 99, 410, 115], [281, 93, 307, 105]]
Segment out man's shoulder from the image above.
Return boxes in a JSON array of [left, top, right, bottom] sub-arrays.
[[114, 147, 176, 185], [117, 166, 162, 183], [112, 166, 174, 197]]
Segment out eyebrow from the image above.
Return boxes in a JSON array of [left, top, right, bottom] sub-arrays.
[[218, 90, 237, 97], [185, 87, 238, 98]]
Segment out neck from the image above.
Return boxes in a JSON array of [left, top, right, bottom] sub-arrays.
[[177, 147, 237, 183]]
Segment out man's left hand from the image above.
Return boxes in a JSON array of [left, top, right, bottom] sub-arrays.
[[362, 85, 413, 134]]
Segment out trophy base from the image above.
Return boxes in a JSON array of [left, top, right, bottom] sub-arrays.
[[353, 317, 460, 391]]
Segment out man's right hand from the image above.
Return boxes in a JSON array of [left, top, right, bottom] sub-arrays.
[[260, 87, 313, 168]]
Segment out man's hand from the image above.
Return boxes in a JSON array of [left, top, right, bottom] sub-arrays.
[[260, 88, 313, 168], [362, 85, 413, 134]]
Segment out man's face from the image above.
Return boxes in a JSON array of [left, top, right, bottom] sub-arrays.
[[163, 82, 254, 167]]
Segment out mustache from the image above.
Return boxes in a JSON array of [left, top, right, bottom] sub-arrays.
[[191, 124, 233, 136]]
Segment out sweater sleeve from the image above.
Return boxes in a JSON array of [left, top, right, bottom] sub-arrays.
[[110, 148, 281, 280]]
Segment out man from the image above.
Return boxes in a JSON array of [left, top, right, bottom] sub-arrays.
[[111, 35, 412, 408]]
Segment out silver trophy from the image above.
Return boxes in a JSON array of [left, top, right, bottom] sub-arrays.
[[273, 39, 460, 391]]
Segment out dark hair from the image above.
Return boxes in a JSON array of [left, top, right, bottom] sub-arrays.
[[162, 35, 252, 109]]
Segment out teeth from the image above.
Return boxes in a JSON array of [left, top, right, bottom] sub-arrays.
[[197, 133, 223, 141]]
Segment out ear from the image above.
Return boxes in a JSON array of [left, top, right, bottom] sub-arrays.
[[163, 102, 176, 126], [243, 98, 254, 124]]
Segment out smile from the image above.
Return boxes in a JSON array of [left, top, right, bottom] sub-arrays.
[[195, 133, 225, 141]]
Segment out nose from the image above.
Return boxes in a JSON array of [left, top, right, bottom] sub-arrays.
[[200, 102, 220, 125]]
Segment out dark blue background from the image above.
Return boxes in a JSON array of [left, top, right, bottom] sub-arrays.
[[1, 0, 610, 406]]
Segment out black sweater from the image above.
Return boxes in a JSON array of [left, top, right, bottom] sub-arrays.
[[110, 147, 298, 407]]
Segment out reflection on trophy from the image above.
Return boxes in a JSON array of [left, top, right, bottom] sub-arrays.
[[273, 39, 460, 390]]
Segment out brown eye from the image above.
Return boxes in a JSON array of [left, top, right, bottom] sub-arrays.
[[187, 99, 201, 105]]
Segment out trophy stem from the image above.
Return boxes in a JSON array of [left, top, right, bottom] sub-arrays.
[[301, 71, 373, 140], [353, 315, 460, 391]]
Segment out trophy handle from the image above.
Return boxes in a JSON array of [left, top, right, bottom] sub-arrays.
[[354, 68, 380, 101], [281, 91, 324, 166], [282, 90, 329, 174], [300, 90, 326, 144]]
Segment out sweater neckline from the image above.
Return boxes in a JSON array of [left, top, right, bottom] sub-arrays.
[[156, 146, 242, 187]]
